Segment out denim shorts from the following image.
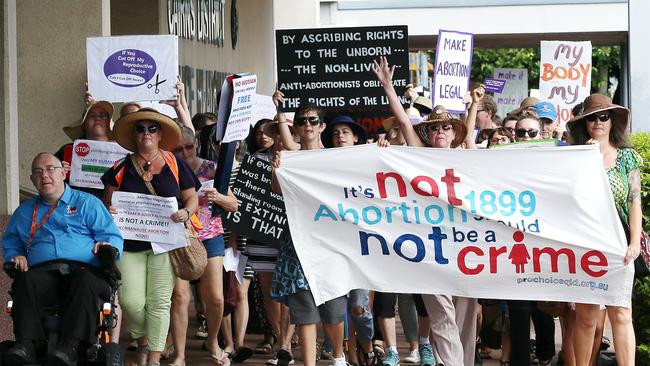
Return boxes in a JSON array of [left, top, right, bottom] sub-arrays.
[[203, 235, 225, 258]]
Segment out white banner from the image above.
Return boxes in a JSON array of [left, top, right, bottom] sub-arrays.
[[493, 68, 528, 118], [111, 191, 187, 254], [275, 145, 633, 306], [223, 74, 258, 143], [432, 30, 474, 114], [69, 140, 130, 189], [539, 41, 592, 127], [87, 35, 179, 102]]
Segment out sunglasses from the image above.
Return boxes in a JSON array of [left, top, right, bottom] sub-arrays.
[[514, 128, 539, 138], [294, 116, 321, 127], [134, 124, 160, 134], [586, 113, 610, 123], [87, 112, 109, 120], [427, 124, 454, 132], [173, 143, 195, 154]]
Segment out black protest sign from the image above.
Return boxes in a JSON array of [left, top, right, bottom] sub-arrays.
[[223, 154, 288, 248], [276, 25, 409, 113]]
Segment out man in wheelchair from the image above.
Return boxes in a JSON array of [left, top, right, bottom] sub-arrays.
[[1, 153, 123, 366]]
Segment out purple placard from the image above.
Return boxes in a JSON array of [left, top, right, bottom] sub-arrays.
[[483, 78, 507, 93], [431, 29, 474, 114], [103, 49, 157, 87]]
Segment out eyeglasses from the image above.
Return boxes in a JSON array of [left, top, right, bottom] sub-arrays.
[[87, 113, 109, 120], [427, 124, 454, 132], [32, 166, 63, 176], [294, 116, 321, 127], [586, 113, 610, 123], [173, 143, 195, 154], [514, 128, 539, 138], [134, 124, 160, 134], [490, 136, 511, 145]]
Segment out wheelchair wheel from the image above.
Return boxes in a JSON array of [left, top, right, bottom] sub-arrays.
[[0, 340, 16, 365], [102, 342, 124, 366]]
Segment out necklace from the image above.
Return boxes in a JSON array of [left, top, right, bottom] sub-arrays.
[[138, 150, 160, 182]]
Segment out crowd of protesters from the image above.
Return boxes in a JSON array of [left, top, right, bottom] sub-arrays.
[[1, 52, 643, 366]]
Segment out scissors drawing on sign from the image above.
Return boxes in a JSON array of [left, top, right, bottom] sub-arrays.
[[147, 74, 167, 94]]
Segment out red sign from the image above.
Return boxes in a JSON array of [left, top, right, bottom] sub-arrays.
[[75, 142, 90, 157]]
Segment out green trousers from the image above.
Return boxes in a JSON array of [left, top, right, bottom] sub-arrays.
[[118, 250, 176, 351]]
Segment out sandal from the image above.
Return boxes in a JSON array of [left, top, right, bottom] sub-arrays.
[[131, 345, 149, 366], [255, 335, 276, 355], [161, 343, 175, 360], [211, 350, 231, 366], [232, 347, 254, 363]]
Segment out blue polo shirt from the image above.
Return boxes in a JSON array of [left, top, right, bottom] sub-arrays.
[[1, 185, 123, 267]]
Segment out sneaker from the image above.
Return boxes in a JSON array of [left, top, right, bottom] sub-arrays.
[[402, 349, 420, 364], [276, 349, 294, 366], [196, 318, 208, 339], [418, 344, 435, 366], [266, 357, 296, 366], [383, 350, 400, 366]]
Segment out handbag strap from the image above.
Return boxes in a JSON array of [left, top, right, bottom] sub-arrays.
[[130, 154, 158, 196]]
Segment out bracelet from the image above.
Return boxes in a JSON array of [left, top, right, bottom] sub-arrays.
[[183, 208, 191, 219]]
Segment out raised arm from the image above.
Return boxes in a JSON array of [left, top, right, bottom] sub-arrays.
[[372, 56, 424, 147], [464, 85, 485, 149], [161, 76, 194, 133], [272, 88, 300, 151]]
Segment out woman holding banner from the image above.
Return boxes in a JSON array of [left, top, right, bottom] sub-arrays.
[[373, 55, 479, 366], [567, 93, 643, 366], [102, 109, 201, 366], [167, 126, 238, 366]]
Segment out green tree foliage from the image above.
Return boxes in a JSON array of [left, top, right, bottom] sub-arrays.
[[631, 132, 650, 365]]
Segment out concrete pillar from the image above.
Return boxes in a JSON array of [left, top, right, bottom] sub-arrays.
[[2, 0, 19, 214], [628, 0, 650, 132]]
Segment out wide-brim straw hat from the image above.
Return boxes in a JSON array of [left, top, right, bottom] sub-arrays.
[[112, 108, 181, 152], [63, 100, 114, 141], [506, 96, 539, 117], [566, 93, 629, 132], [414, 105, 467, 148], [322, 115, 367, 148]]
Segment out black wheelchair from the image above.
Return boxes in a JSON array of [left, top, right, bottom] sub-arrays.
[[0, 245, 123, 365]]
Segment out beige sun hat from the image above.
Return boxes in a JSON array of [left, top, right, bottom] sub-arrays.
[[112, 108, 181, 151], [62, 100, 114, 141]]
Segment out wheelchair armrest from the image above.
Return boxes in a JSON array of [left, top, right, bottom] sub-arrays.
[[3, 261, 19, 279], [96, 245, 121, 282]]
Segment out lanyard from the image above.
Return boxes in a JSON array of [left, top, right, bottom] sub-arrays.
[[29, 201, 57, 246]]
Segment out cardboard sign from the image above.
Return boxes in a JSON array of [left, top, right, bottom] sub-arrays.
[[87, 35, 179, 102], [223, 154, 289, 248], [276, 26, 409, 112], [483, 78, 506, 93], [275, 145, 632, 306], [432, 30, 474, 113], [111, 191, 187, 254], [69, 140, 130, 189], [539, 41, 592, 126], [252, 94, 279, 126], [223, 74, 257, 143], [493, 68, 528, 117]]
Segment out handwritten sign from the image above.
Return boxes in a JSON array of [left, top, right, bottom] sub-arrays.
[[432, 30, 474, 114], [87, 35, 179, 102], [252, 94, 279, 126], [69, 140, 130, 189], [223, 154, 289, 248], [222, 74, 257, 143], [275, 145, 632, 306], [539, 41, 592, 126], [111, 191, 187, 254], [493, 68, 528, 117], [276, 26, 409, 112]]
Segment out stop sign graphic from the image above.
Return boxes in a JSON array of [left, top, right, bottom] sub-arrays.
[[75, 142, 90, 157]]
